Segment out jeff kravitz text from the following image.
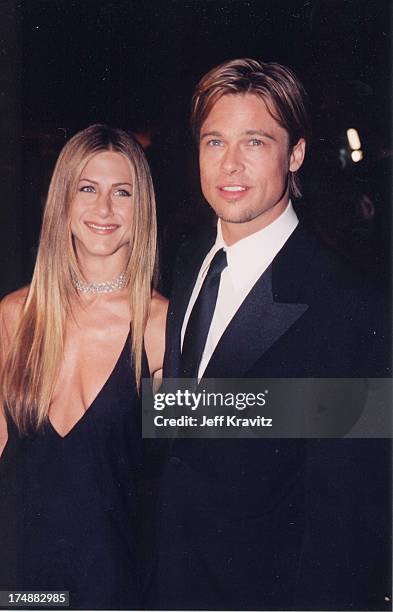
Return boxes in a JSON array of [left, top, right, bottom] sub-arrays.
[[152, 388, 272, 429], [154, 414, 272, 428]]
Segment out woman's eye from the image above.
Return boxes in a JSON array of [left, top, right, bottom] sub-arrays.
[[79, 185, 95, 193], [114, 188, 131, 197]]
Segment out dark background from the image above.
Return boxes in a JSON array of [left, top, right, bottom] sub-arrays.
[[0, 0, 391, 298]]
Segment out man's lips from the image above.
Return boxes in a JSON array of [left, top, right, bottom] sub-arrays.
[[217, 185, 250, 200], [84, 221, 120, 235]]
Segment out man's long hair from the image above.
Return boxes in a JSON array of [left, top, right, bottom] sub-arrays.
[[1, 124, 157, 435]]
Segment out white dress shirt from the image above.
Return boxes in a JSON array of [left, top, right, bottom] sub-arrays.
[[181, 201, 299, 378]]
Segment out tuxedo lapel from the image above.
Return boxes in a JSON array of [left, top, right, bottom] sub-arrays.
[[203, 225, 315, 378], [165, 223, 316, 378], [203, 265, 308, 377]]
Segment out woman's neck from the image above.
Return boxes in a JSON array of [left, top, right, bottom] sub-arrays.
[[76, 252, 127, 284]]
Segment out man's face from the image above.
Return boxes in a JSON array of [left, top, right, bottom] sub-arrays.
[[199, 93, 305, 242]]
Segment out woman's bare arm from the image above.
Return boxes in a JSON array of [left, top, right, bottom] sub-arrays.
[[0, 287, 28, 456], [144, 290, 169, 378]]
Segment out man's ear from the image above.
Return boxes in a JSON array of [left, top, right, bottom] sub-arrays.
[[289, 138, 306, 172]]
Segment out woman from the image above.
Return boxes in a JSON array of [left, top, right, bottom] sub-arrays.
[[0, 124, 167, 609]]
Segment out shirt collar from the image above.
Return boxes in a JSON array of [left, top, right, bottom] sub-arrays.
[[205, 200, 298, 291]]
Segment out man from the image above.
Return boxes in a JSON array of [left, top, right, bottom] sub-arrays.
[[149, 59, 391, 610]]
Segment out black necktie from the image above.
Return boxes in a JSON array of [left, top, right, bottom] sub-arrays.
[[181, 248, 228, 378]]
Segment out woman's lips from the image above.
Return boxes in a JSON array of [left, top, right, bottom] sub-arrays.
[[84, 221, 120, 235]]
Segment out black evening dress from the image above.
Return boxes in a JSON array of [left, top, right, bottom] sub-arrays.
[[0, 333, 146, 610]]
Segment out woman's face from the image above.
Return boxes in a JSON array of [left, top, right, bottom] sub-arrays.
[[70, 151, 134, 265]]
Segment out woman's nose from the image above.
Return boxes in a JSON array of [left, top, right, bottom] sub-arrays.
[[95, 191, 113, 216]]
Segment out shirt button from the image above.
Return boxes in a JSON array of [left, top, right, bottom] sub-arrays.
[[169, 456, 182, 466]]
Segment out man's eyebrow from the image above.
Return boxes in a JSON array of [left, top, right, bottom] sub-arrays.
[[199, 129, 276, 141], [200, 130, 223, 140], [244, 129, 276, 141]]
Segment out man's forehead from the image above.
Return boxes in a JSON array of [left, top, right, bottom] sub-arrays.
[[200, 92, 286, 137]]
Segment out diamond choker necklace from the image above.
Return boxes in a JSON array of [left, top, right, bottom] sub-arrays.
[[72, 272, 127, 294]]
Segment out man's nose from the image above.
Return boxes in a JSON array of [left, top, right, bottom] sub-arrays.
[[220, 145, 244, 174]]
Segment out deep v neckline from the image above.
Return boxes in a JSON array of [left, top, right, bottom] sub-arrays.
[[48, 331, 131, 440]]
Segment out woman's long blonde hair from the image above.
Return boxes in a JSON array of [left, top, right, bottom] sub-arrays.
[[2, 124, 157, 435]]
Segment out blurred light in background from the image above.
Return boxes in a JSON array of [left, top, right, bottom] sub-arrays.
[[346, 128, 363, 163], [351, 149, 363, 163], [346, 128, 361, 150]]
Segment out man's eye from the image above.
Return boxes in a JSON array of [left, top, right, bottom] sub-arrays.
[[79, 185, 95, 193], [114, 188, 131, 197], [249, 138, 263, 146], [207, 139, 222, 147]]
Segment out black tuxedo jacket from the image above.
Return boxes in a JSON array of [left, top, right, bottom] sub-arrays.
[[149, 224, 391, 611]]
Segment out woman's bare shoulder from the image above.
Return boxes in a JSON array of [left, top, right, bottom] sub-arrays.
[[0, 286, 29, 335], [0, 288, 28, 456], [1, 286, 29, 314]]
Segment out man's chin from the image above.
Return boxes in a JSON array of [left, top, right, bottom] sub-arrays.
[[217, 212, 256, 224]]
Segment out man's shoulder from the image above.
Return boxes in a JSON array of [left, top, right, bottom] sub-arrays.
[[308, 223, 389, 330], [286, 223, 376, 296], [277, 223, 390, 330]]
